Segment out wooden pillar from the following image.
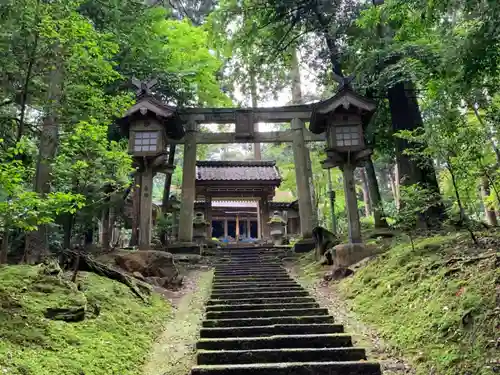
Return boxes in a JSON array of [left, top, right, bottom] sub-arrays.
[[138, 168, 154, 249], [235, 215, 240, 240], [291, 118, 314, 238], [260, 198, 270, 239], [178, 123, 197, 242], [206, 197, 212, 238], [256, 204, 261, 239], [129, 173, 140, 247], [342, 163, 362, 243], [223, 219, 228, 238]]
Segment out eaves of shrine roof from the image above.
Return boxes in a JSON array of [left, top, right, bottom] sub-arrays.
[[196, 160, 281, 184]]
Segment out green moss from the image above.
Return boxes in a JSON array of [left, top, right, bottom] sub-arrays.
[[0, 265, 172, 375], [337, 233, 498, 375]]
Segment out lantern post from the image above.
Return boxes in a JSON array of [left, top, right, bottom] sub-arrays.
[[309, 80, 376, 243], [117, 78, 185, 249]]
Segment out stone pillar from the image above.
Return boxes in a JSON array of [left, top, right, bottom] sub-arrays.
[[291, 118, 314, 238], [138, 168, 153, 249], [206, 197, 212, 238], [247, 219, 251, 237], [223, 219, 228, 238], [260, 198, 270, 239], [256, 204, 261, 239], [178, 123, 197, 242], [342, 163, 362, 243], [172, 210, 178, 240]]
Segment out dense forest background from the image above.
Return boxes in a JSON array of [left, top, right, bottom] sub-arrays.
[[1, 0, 500, 262]]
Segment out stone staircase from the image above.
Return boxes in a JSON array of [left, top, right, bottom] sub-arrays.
[[190, 247, 382, 375]]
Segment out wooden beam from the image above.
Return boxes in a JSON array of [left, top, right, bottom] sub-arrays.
[[170, 129, 325, 144], [178, 105, 312, 124]]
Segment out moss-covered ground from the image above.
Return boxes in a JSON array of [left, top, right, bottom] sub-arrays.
[[0, 265, 172, 375], [293, 231, 499, 375]]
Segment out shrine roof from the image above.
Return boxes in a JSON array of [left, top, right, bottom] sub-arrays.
[[196, 160, 281, 184]]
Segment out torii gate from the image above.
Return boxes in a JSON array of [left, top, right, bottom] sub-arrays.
[[117, 78, 375, 249]]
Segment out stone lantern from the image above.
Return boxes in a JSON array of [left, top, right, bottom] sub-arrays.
[[192, 212, 210, 245], [268, 211, 286, 246], [310, 83, 376, 243], [116, 79, 185, 250]]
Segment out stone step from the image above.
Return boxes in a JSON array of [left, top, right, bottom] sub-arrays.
[[210, 290, 308, 300], [203, 315, 334, 328], [206, 301, 318, 312], [213, 277, 292, 283], [197, 333, 353, 350], [206, 296, 316, 306], [211, 282, 299, 289], [199, 323, 344, 338], [206, 307, 328, 319], [211, 286, 304, 294], [197, 347, 366, 365], [215, 269, 288, 277], [191, 362, 382, 375], [214, 268, 284, 273]]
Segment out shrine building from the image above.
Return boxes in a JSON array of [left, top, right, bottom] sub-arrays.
[[193, 160, 300, 241]]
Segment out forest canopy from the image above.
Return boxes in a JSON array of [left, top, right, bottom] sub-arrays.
[[1, 0, 500, 261]]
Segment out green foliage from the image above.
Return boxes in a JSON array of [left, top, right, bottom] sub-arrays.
[[0, 265, 171, 375], [393, 184, 441, 235], [339, 233, 498, 375], [0, 140, 84, 233]]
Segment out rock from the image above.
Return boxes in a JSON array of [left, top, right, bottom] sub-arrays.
[[132, 271, 146, 281], [45, 306, 86, 322], [146, 275, 183, 289], [115, 251, 180, 288], [39, 259, 62, 277], [331, 243, 375, 268], [167, 243, 201, 255], [423, 243, 441, 251]]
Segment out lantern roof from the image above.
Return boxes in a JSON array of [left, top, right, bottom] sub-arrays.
[[309, 85, 376, 134], [116, 96, 185, 140]]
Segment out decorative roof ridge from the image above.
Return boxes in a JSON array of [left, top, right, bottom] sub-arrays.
[[196, 160, 277, 167]]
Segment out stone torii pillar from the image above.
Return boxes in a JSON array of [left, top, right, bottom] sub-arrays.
[[178, 122, 197, 242], [291, 118, 315, 238]]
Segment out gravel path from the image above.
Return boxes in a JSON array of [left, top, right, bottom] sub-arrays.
[[142, 269, 213, 375], [286, 262, 414, 375]]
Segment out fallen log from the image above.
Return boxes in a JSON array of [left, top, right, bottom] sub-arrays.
[[59, 249, 148, 302]]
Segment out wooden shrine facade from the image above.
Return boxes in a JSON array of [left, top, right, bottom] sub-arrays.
[[191, 161, 300, 240]]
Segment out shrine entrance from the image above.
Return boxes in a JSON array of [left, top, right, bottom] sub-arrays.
[[117, 79, 376, 249]]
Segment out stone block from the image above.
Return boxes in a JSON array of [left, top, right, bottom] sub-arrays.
[[331, 243, 376, 268], [293, 238, 315, 253]]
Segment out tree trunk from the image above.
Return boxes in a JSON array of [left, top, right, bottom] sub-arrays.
[[359, 168, 372, 217], [481, 176, 498, 226], [365, 158, 389, 228], [84, 227, 93, 247], [24, 52, 63, 264], [387, 81, 444, 226], [101, 205, 110, 252], [129, 173, 140, 247], [62, 214, 73, 250], [250, 69, 261, 160], [0, 230, 9, 264]]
